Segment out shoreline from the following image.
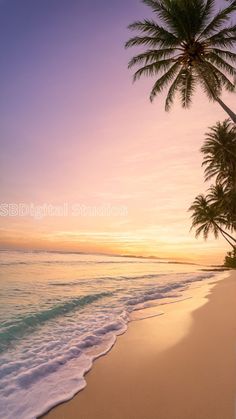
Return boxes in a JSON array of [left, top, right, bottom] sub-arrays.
[[44, 271, 236, 419]]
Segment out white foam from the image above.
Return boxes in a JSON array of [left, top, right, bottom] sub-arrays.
[[0, 263, 226, 419], [1, 320, 127, 419]]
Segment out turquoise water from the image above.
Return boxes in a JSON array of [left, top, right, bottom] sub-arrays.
[[0, 250, 220, 418]]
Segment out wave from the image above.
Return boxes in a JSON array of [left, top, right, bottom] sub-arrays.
[[48, 273, 165, 287], [0, 321, 127, 385], [0, 260, 157, 267], [0, 269, 225, 419], [48, 272, 214, 288], [0, 292, 112, 352], [125, 273, 215, 308], [0, 272, 215, 351], [0, 322, 127, 419]]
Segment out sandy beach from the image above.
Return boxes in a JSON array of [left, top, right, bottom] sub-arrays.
[[44, 271, 236, 419], [2, 1, 236, 418]]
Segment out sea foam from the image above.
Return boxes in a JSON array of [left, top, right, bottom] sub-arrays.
[[0, 251, 224, 419]]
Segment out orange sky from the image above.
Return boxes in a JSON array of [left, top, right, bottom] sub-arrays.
[[1, 0, 235, 265], [2, 89, 235, 264]]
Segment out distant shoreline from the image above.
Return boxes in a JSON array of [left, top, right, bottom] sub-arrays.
[[0, 248, 204, 266]]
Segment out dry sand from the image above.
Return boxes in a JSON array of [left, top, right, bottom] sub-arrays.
[[44, 272, 236, 419]]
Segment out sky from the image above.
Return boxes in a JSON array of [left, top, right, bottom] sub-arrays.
[[0, 0, 235, 264]]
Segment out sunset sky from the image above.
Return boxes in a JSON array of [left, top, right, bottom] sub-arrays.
[[1, 0, 235, 264]]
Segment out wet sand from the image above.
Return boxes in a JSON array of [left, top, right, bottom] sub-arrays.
[[44, 272, 236, 419]]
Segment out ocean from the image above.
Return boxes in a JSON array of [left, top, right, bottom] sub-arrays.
[[0, 250, 224, 419]]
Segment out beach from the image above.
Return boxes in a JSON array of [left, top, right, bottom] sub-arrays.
[[2, 1, 236, 419], [44, 271, 236, 419]]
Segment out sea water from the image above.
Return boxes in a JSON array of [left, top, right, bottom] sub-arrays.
[[0, 250, 224, 418]]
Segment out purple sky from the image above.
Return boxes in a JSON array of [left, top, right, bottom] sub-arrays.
[[0, 0, 234, 263]]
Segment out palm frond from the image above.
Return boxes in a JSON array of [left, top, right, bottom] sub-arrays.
[[194, 62, 222, 99], [211, 48, 236, 63], [128, 48, 175, 68], [133, 58, 175, 82], [179, 68, 196, 108], [189, 192, 228, 241], [125, 36, 162, 49], [207, 24, 236, 47], [143, 0, 191, 40], [126, 0, 236, 110], [204, 61, 235, 91], [199, 0, 216, 30], [195, 224, 209, 238], [199, 3, 236, 39], [149, 61, 180, 102], [201, 120, 236, 187], [186, 0, 213, 37], [165, 69, 185, 111], [206, 52, 236, 76], [128, 19, 178, 40]]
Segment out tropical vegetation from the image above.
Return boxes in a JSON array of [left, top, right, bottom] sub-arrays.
[[126, 0, 236, 121], [224, 248, 236, 267], [126, 0, 236, 267], [189, 119, 236, 266]]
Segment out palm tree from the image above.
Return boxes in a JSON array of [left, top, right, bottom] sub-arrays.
[[189, 194, 236, 248], [126, 0, 236, 122], [225, 1, 236, 5], [201, 119, 236, 188], [224, 248, 236, 267], [207, 183, 236, 231], [200, 119, 236, 231]]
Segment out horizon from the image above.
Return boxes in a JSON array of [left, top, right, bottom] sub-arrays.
[[0, 246, 218, 267], [0, 0, 234, 264]]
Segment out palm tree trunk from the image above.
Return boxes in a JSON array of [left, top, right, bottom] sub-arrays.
[[216, 97, 236, 124], [220, 230, 236, 249], [215, 223, 236, 244]]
